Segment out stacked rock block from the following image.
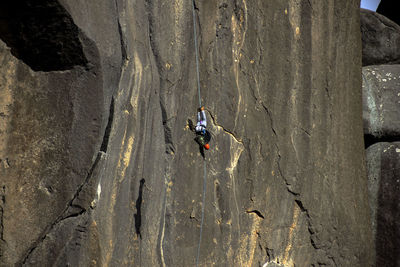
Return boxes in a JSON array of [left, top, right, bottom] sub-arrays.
[[361, 5, 400, 266]]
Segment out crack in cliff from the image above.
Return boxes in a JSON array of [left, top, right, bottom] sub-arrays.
[[246, 209, 265, 219], [294, 198, 333, 264], [144, 0, 175, 156], [275, 149, 299, 196], [20, 152, 103, 265], [261, 102, 299, 196], [145, 0, 162, 73], [134, 178, 145, 239], [293, 185, 336, 266], [159, 98, 176, 154], [0, 186, 5, 243], [260, 103, 276, 138], [207, 109, 243, 144], [294, 199, 328, 257], [144, 3, 170, 266], [117, 19, 128, 63], [114, 0, 128, 65], [100, 97, 114, 153], [61, 204, 87, 220]]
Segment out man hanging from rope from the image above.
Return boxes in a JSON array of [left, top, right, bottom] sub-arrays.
[[194, 106, 211, 150]]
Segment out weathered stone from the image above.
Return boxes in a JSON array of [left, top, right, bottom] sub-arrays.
[[366, 142, 400, 267], [0, 0, 115, 265], [362, 65, 400, 146], [0, 1, 88, 71], [360, 9, 400, 66], [0, 0, 373, 266], [377, 0, 400, 27]]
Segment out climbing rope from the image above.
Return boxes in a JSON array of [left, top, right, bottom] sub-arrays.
[[192, 1, 207, 266], [196, 161, 207, 267], [192, 0, 202, 108]]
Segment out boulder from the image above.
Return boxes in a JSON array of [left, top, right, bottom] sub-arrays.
[[360, 9, 400, 66], [362, 65, 400, 146], [0, 0, 373, 266], [366, 142, 400, 267]]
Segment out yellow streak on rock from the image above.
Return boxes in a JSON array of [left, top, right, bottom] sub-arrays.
[[105, 129, 133, 265], [282, 204, 301, 265], [230, 0, 248, 128], [226, 139, 244, 175], [104, 239, 114, 266], [174, 0, 185, 47], [130, 51, 143, 111], [0, 58, 16, 160], [288, 0, 301, 41], [166, 181, 173, 193], [117, 130, 127, 170], [120, 136, 134, 180], [240, 213, 262, 266], [226, 137, 244, 265], [287, 0, 302, 129]]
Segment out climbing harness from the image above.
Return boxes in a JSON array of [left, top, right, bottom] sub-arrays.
[[192, 1, 208, 267]]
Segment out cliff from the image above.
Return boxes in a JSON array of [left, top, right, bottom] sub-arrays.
[[0, 0, 373, 266]]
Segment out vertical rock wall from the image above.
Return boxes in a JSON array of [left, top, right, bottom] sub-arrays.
[[366, 142, 400, 267], [0, 0, 373, 266], [361, 8, 400, 266]]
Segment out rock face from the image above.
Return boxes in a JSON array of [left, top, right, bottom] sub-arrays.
[[362, 65, 400, 146], [361, 5, 400, 267], [366, 142, 400, 267], [360, 9, 400, 66], [0, 0, 373, 266]]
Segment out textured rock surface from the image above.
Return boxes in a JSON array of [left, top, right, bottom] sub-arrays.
[[377, 0, 400, 27], [366, 142, 400, 267], [0, 0, 373, 266], [0, 1, 89, 71], [362, 65, 400, 146], [360, 9, 400, 66]]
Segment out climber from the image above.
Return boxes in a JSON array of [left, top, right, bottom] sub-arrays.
[[195, 107, 211, 150]]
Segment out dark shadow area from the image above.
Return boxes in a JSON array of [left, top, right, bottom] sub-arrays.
[[377, 0, 400, 26], [376, 148, 400, 266], [0, 0, 87, 71], [188, 119, 195, 132], [134, 178, 145, 239], [364, 134, 400, 148]]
